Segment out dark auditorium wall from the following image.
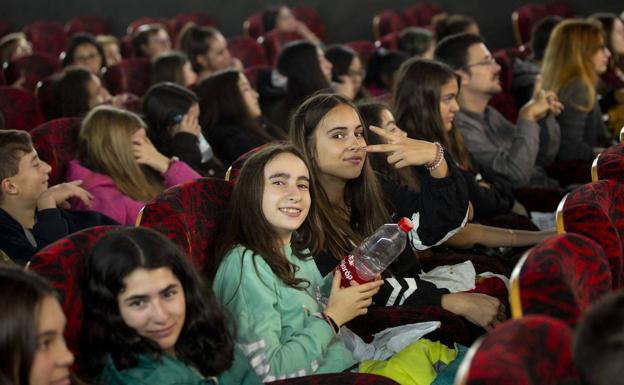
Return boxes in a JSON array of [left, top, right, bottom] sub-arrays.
[[4, 0, 621, 49]]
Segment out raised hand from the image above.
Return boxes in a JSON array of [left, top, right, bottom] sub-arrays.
[[132, 129, 170, 173], [365, 126, 449, 177], [519, 75, 564, 121], [324, 272, 383, 327], [37, 180, 93, 210]]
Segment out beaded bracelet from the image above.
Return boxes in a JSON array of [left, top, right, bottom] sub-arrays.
[[424, 142, 444, 171]]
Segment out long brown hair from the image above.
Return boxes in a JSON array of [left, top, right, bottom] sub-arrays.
[[542, 19, 605, 112], [290, 92, 389, 261], [78, 106, 163, 202], [212, 143, 324, 289], [394, 58, 473, 170]]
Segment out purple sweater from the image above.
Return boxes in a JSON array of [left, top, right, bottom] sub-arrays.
[[65, 160, 200, 225]]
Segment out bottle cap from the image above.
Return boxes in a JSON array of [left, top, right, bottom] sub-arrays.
[[398, 217, 413, 232]]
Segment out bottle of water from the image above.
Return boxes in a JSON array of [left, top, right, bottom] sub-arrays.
[[338, 217, 413, 287]]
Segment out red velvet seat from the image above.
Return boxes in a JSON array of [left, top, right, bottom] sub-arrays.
[[22, 20, 67, 58], [403, 3, 445, 28], [557, 180, 624, 288], [372, 10, 409, 40], [456, 315, 577, 385], [27, 225, 121, 363], [35, 75, 59, 120], [169, 11, 215, 42], [243, 12, 264, 39], [260, 30, 304, 66], [345, 40, 377, 65], [377, 32, 399, 50], [30, 117, 82, 186], [103, 58, 151, 96], [0, 86, 44, 131], [291, 6, 327, 42], [592, 144, 624, 182], [510, 234, 612, 327], [65, 16, 111, 37], [511, 1, 573, 46], [488, 49, 518, 123], [3, 53, 62, 92], [227, 36, 267, 68]]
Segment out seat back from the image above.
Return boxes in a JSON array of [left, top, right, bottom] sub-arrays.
[[138, 178, 232, 269], [260, 30, 304, 66], [28, 225, 121, 362], [169, 11, 215, 42], [558, 180, 624, 287], [103, 58, 151, 96], [30, 117, 82, 186], [3, 53, 62, 92], [65, 16, 111, 36], [22, 20, 67, 58], [243, 12, 264, 39], [511, 1, 573, 46], [510, 234, 612, 326], [377, 32, 399, 50], [345, 40, 377, 65], [593, 144, 624, 182], [291, 6, 326, 42], [456, 315, 577, 385], [372, 9, 409, 40], [0, 86, 45, 131], [227, 36, 267, 67], [403, 3, 445, 27]]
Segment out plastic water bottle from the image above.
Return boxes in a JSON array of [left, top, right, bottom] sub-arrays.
[[338, 217, 414, 287]]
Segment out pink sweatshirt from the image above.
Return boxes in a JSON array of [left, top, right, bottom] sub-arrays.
[[65, 159, 200, 225]]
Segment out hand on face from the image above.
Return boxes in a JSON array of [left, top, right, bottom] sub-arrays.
[[171, 111, 201, 137], [324, 272, 383, 326], [37, 180, 93, 210], [132, 129, 171, 173]]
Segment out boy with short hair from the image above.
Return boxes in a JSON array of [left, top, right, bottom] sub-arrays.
[[0, 130, 116, 264]]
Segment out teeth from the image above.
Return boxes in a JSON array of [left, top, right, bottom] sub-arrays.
[[280, 208, 301, 213]]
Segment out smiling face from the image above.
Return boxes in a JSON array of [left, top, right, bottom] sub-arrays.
[[117, 267, 186, 356], [29, 296, 74, 385], [261, 152, 311, 245], [439, 78, 460, 131], [461, 43, 502, 96], [4, 149, 51, 204], [313, 103, 366, 185]]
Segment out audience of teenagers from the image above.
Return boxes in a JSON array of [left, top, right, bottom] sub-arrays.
[[5, 8, 624, 385], [65, 106, 201, 225]]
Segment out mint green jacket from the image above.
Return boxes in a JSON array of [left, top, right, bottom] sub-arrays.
[[98, 347, 261, 385], [213, 245, 356, 382]]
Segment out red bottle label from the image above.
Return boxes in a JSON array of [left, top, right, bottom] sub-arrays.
[[337, 254, 370, 288]]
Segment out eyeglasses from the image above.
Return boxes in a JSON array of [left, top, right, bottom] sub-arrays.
[[463, 56, 497, 69]]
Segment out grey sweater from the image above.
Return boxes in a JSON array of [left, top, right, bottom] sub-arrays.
[[454, 106, 559, 188]]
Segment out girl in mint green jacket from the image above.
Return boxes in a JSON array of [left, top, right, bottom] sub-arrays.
[[211, 143, 384, 382], [81, 227, 262, 385]]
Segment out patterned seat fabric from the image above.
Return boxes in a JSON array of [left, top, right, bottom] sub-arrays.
[[3, 53, 62, 92], [511, 1, 573, 46], [139, 177, 231, 269], [65, 16, 111, 37], [461, 315, 577, 385], [595, 144, 624, 182], [561, 180, 624, 287], [0, 86, 45, 131], [228, 36, 267, 68], [22, 20, 68, 58], [102, 58, 151, 96], [28, 225, 121, 363], [30, 117, 82, 186], [515, 233, 612, 326]]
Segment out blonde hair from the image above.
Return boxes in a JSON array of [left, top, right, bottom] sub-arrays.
[[542, 19, 605, 112], [78, 106, 163, 201]]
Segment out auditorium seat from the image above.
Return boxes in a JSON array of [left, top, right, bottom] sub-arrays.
[[0, 86, 45, 130], [65, 16, 111, 37], [30, 117, 82, 186]]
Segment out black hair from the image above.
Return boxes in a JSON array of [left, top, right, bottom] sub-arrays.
[[62, 32, 106, 69], [142, 82, 199, 156], [364, 48, 408, 90], [81, 227, 234, 378], [435, 32, 485, 70], [398, 27, 434, 58], [435, 14, 479, 41], [150, 51, 192, 86], [54, 66, 93, 118], [531, 16, 563, 62], [262, 5, 284, 32], [132, 24, 167, 58]]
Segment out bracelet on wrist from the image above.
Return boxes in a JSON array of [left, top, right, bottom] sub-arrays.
[[424, 142, 444, 171]]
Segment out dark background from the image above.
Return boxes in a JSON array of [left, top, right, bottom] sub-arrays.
[[4, 0, 622, 49]]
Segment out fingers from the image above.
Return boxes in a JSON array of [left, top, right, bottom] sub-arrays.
[[331, 271, 342, 291], [369, 125, 399, 141], [532, 74, 543, 99], [366, 143, 399, 153]]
